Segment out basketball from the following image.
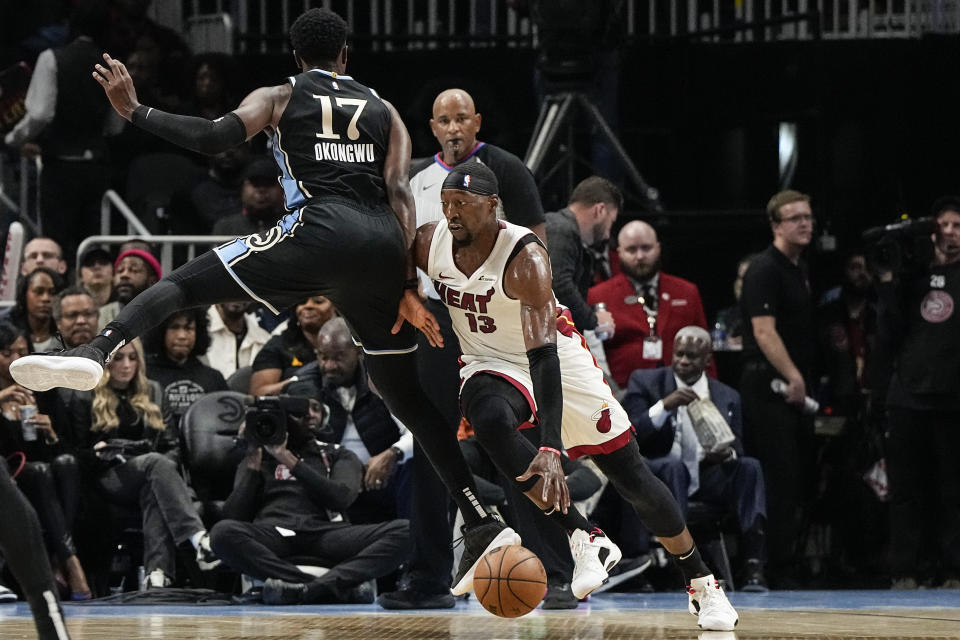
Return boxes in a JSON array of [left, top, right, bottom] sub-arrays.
[[474, 544, 547, 618]]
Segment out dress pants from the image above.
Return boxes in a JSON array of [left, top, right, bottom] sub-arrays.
[[740, 364, 815, 578]]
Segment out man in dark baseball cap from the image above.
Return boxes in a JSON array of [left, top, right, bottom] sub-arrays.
[[78, 246, 113, 307]]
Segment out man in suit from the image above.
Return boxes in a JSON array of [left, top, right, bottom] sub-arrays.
[[588, 221, 712, 388], [622, 326, 768, 591]]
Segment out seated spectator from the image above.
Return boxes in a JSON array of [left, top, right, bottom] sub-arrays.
[[61, 339, 213, 589], [208, 393, 409, 604], [714, 254, 757, 351], [98, 249, 161, 330], [250, 296, 335, 396], [76, 246, 113, 307], [143, 308, 227, 431], [53, 287, 99, 350], [200, 302, 271, 381], [622, 326, 768, 591], [307, 318, 413, 523], [174, 143, 251, 233], [588, 221, 712, 387], [211, 157, 286, 236], [0, 322, 91, 599], [181, 53, 238, 122], [20, 237, 67, 280], [3, 267, 65, 353]]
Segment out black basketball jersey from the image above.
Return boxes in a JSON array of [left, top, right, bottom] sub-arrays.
[[273, 68, 391, 210]]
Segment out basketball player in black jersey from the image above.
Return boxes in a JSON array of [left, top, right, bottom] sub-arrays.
[[10, 8, 549, 602], [0, 463, 71, 639]]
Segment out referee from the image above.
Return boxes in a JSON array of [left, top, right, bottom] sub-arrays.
[[739, 189, 817, 589]]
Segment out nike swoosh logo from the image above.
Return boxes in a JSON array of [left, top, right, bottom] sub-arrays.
[[438, 273, 454, 280], [421, 183, 437, 191]]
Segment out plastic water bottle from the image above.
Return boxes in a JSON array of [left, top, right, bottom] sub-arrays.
[[594, 302, 611, 341], [711, 319, 728, 351], [770, 379, 820, 415]]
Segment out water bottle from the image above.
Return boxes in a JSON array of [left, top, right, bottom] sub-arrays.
[[594, 302, 611, 341], [770, 379, 820, 415], [711, 318, 728, 351]]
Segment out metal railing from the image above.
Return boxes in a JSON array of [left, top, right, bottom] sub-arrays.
[[176, 0, 960, 51], [76, 235, 235, 279], [94, 189, 233, 275]]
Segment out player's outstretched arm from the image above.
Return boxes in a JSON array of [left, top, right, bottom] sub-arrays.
[[506, 243, 570, 513], [92, 53, 281, 155]]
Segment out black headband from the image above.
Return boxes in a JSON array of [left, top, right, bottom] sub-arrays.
[[441, 164, 499, 196]]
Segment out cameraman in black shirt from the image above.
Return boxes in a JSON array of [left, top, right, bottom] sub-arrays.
[[876, 197, 960, 589], [208, 397, 409, 604], [739, 189, 816, 588]]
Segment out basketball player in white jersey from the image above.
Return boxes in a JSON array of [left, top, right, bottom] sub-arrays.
[[411, 163, 739, 631]]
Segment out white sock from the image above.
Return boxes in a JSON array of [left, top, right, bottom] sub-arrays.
[[190, 530, 207, 550]]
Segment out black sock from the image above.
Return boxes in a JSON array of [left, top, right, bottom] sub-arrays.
[[546, 507, 592, 534], [672, 544, 711, 582], [89, 329, 125, 357]]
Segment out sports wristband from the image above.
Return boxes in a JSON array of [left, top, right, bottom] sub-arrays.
[[538, 446, 562, 456]]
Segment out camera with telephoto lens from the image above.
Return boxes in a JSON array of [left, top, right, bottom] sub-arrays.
[[862, 217, 936, 275], [244, 395, 311, 448]]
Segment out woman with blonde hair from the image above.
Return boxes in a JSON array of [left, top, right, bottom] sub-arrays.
[[64, 339, 215, 589]]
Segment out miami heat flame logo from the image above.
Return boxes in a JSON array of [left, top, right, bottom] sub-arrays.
[[592, 402, 612, 433]]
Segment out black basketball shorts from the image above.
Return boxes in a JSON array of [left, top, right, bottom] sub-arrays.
[[213, 197, 416, 354]]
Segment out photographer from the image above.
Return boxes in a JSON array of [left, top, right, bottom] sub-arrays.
[[208, 394, 409, 605], [875, 197, 960, 589]]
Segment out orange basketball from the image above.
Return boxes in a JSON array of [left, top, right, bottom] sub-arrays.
[[473, 544, 547, 618]]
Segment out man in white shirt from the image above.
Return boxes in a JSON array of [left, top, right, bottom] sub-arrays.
[[622, 326, 768, 592], [201, 302, 271, 381]]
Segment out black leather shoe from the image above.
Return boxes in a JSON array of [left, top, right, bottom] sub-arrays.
[[343, 580, 376, 604], [740, 559, 769, 593], [541, 583, 578, 609], [377, 587, 455, 609], [262, 578, 307, 605]]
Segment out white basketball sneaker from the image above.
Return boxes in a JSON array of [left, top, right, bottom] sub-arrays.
[[569, 527, 622, 599], [688, 575, 739, 631], [9, 345, 105, 392]]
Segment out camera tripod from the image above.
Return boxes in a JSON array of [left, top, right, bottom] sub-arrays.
[[523, 91, 663, 213]]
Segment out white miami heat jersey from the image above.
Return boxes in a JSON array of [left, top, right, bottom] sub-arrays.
[[427, 219, 633, 458], [428, 219, 542, 367]]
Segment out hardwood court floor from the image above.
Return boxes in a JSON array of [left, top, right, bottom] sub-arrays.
[[1, 591, 959, 639]]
